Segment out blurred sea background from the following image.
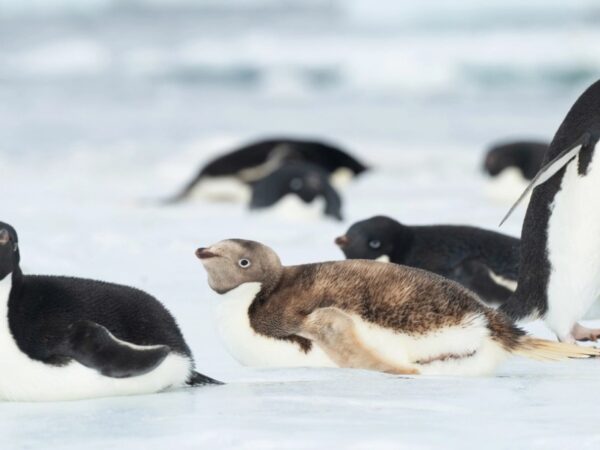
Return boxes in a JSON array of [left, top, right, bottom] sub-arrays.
[[1, 0, 599, 157]]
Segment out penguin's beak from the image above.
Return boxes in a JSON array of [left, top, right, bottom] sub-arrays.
[[195, 247, 218, 260], [0, 229, 9, 246], [335, 235, 349, 247]]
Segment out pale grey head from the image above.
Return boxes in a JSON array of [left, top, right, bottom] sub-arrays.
[[196, 239, 283, 294]]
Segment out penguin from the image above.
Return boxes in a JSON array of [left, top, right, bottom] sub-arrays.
[[335, 216, 519, 306], [483, 141, 548, 203], [484, 141, 548, 180], [499, 79, 600, 343], [0, 222, 221, 401], [249, 162, 343, 221], [196, 239, 598, 376], [166, 137, 368, 203]]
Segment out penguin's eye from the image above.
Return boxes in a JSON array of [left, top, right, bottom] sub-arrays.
[[289, 178, 304, 191], [369, 240, 381, 250], [238, 258, 251, 268]]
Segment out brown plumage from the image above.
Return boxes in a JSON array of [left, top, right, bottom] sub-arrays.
[[197, 239, 600, 376]]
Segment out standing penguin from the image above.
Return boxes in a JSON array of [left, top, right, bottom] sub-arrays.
[[0, 222, 220, 401], [335, 216, 519, 305], [250, 162, 343, 221], [500, 79, 600, 343], [196, 239, 598, 376]]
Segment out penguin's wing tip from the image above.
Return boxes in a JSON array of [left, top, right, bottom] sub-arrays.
[[498, 135, 591, 226]]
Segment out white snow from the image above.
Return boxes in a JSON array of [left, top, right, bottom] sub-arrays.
[[1, 141, 600, 449]]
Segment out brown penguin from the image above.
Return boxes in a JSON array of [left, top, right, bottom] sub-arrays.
[[197, 239, 599, 376]]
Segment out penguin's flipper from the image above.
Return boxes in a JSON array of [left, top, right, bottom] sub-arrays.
[[499, 132, 596, 226], [451, 259, 515, 305], [65, 320, 171, 378], [300, 307, 419, 375]]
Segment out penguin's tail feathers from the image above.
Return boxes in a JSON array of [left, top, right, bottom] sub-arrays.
[[187, 371, 225, 386], [512, 337, 600, 361]]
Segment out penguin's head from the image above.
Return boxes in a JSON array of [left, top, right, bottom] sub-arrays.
[[0, 222, 20, 281], [335, 216, 410, 262], [196, 239, 283, 294], [250, 162, 343, 221]]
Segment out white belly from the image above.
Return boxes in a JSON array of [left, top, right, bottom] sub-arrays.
[[350, 312, 508, 376], [545, 152, 600, 339], [188, 176, 251, 203], [214, 283, 507, 376], [253, 194, 327, 222], [214, 283, 336, 368], [0, 275, 191, 402]]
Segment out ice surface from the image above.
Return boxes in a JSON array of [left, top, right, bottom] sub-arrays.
[[2, 1, 600, 448], [2, 142, 600, 449]]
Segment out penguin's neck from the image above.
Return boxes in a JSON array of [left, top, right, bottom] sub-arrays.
[[0, 269, 21, 305]]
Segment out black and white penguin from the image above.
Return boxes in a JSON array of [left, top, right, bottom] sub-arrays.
[[335, 216, 519, 306], [0, 222, 220, 401], [196, 239, 598, 376], [500, 79, 600, 343], [483, 141, 548, 202], [166, 137, 368, 203], [249, 162, 343, 221]]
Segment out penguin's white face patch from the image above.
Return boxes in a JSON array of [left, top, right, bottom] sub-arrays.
[[214, 282, 336, 367]]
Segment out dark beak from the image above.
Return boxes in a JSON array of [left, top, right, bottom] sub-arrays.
[[195, 247, 218, 259], [0, 229, 9, 245], [335, 235, 349, 247]]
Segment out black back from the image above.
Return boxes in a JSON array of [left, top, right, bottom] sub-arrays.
[[339, 216, 520, 305], [169, 137, 367, 202], [501, 80, 600, 320], [9, 275, 192, 366], [249, 162, 343, 220], [0, 221, 192, 367], [483, 141, 548, 180]]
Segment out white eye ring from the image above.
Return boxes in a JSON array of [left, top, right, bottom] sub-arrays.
[[238, 258, 251, 268], [369, 240, 381, 249]]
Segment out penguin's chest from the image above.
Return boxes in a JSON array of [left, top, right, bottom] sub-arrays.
[[214, 283, 336, 368], [546, 152, 600, 318]]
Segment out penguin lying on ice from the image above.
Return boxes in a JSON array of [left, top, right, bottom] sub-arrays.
[[0, 222, 220, 401], [335, 216, 519, 306], [166, 137, 367, 203], [196, 239, 598, 376]]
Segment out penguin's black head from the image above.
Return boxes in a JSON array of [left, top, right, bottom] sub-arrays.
[[483, 141, 548, 180], [0, 222, 20, 281], [250, 162, 343, 221], [335, 216, 410, 261]]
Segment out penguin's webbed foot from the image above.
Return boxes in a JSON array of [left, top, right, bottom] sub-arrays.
[[571, 323, 600, 342]]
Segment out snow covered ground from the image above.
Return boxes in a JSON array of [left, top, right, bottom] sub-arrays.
[[2, 0, 600, 448], [2, 141, 600, 450]]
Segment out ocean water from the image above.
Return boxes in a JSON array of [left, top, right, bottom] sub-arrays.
[[1, 1, 600, 449]]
